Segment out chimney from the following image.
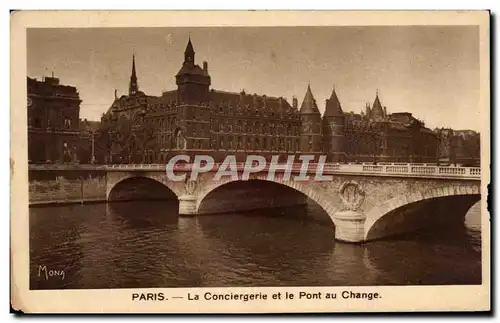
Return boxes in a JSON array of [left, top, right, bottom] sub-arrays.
[[203, 61, 208, 72], [365, 102, 371, 118], [292, 96, 298, 110], [383, 106, 387, 117]]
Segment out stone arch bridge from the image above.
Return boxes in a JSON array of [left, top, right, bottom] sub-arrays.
[[105, 163, 482, 243]]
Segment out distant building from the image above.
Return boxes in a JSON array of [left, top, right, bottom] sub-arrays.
[[343, 93, 439, 163], [95, 37, 475, 165], [435, 128, 480, 166], [27, 76, 82, 163]]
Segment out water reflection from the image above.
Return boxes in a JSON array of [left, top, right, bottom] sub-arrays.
[[29, 200, 482, 289]]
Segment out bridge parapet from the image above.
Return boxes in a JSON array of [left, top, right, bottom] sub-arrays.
[[102, 163, 481, 180]]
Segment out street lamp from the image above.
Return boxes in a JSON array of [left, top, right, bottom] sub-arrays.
[[91, 129, 96, 164]]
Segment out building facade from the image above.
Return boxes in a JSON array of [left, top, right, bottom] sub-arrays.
[[95, 37, 474, 165], [27, 76, 82, 163], [343, 93, 439, 163], [435, 128, 481, 166]]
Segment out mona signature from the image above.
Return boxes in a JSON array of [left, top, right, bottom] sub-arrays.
[[38, 265, 65, 280]]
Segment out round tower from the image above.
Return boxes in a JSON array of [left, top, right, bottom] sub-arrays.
[[322, 86, 345, 162], [299, 84, 322, 154]]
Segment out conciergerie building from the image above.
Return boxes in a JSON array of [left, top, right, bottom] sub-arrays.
[[95, 37, 443, 164]]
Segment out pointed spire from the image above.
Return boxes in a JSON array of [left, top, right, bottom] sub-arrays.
[[184, 35, 195, 65], [131, 54, 137, 79], [371, 90, 384, 120], [299, 84, 320, 115], [129, 54, 139, 95], [185, 35, 194, 53], [324, 85, 344, 117]]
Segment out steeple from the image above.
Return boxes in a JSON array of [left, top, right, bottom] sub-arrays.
[[184, 35, 195, 66], [129, 54, 138, 95], [176, 35, 211, 104], [299, 84, 320, 115], [324, 86, 344, 117]]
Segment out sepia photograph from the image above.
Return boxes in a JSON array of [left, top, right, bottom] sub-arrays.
[[10, 10, 490, 313]]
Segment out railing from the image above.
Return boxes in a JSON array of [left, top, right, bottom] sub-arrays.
[[28, 164, 106, 171], [411, 166, 436, 175], [362, 165, 383, 172], [28, 163, 480, 179], [99, 162, 482, 180]]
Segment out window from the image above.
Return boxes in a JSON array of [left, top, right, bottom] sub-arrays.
[[34, 117, 41, 128]]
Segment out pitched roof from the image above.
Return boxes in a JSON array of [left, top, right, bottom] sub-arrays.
[[176, 64, 208, 77], [209, 89, 293, 112], [299, 84, 320, 115]]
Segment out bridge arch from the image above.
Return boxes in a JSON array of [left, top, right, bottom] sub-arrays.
[[364, 185, 481, 241], [195, 175, 338, 225], [107, 175, 180, 202]]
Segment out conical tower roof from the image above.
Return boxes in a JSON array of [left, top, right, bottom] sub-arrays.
[[324, 86, 344, 117], [371, 92, 384, 119], [185, 37, 194, 54], [299, 84, 320, 115]]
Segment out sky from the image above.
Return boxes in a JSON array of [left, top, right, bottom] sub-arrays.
[[27, 26, 480, 131]]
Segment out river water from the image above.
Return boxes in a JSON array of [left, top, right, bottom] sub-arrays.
[[29, 200, 482, 289]]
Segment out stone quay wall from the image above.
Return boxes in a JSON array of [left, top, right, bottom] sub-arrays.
[[28, 167, 107, 206]]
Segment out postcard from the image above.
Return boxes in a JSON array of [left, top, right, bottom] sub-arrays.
[[10, 10, 490, 313]]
